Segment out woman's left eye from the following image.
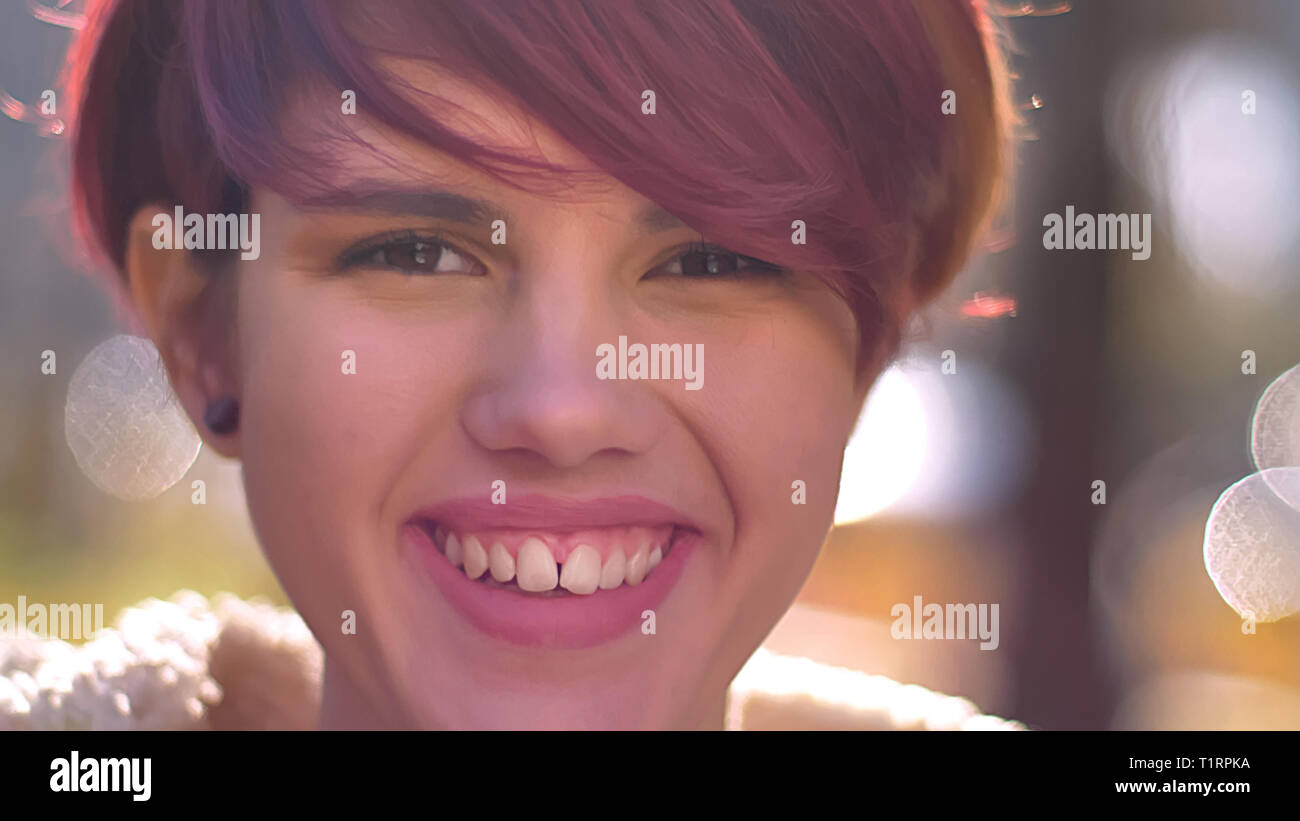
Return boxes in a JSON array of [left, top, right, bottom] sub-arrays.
[[337, 234, 487, 276], [652, 244, 785, 278]]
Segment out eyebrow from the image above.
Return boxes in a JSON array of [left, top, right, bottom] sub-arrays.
[[636, 204, 688, 233], [298, 184, 511, 225], [297, 181, 689, 234]]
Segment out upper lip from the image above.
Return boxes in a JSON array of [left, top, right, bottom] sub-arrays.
[[411, 493, 702, 534]]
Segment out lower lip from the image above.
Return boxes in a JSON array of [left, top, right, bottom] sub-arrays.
[[402, 522, 698, 649]]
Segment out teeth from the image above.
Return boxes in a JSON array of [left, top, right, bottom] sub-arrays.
[[462, 535, 488, 580], [445, 533, 463, 567], [625, 542, 649, 586], [516, 537, 558, 592], [560, 544, 601, 595], [488, 541, 515, 582], [598, 548, 626, 590], [436, 527, 678, 592]]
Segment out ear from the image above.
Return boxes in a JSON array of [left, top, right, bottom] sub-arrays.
[[124, 203, 242, 459]]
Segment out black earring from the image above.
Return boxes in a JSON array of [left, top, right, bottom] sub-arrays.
[[203, 396, 240, 435]]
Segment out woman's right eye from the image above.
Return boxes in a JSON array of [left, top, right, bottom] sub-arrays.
[[338, 234, 488, 276]]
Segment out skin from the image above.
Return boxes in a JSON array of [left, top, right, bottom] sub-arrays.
[[124, 62, 879, 729]]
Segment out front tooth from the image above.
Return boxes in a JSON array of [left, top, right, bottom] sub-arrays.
[[445, 533, 463, 567], [462, 535, 488, 579], [560, 544, 601, 595], [489, 541, 515, 582], [625, 542, 650, 586], [516, 537, 558, 591], [599, 548, 626, 590], [647, 545, 663, 572]]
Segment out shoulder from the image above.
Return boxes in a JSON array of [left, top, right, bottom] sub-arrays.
[[727, 648, 1025, 730], [2, 592, 1022, 730], [0, 591, 321, 730]]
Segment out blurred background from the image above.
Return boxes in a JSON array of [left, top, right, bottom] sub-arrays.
[[3, 0, 1299, 729]]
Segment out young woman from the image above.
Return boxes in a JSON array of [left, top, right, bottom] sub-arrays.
[[49, 0, 1015, 729]]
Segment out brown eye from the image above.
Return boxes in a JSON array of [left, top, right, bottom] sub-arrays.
[[340, 234, 486, 276], [654, 243, 785, 278], [679, 250, 740, 276], [377, 240, 474, 274]]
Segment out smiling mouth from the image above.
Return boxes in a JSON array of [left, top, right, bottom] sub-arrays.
[[416, 520, 686, 597]]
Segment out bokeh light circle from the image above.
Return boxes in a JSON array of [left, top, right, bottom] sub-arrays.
[[1104, 36, 1300, 296], [1203, 467, 1300, 623], [1252, 363, 1300, 471], [64, 335, 201, 501]]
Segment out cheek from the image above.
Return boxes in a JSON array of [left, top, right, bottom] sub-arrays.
[[669, 298, 863, 675], [696, 302, 862, 579], [232, 277, 455, 601]]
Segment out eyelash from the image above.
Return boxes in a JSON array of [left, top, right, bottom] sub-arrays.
[[335, 232, 788, 279]]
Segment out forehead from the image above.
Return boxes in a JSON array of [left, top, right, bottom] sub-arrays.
[[289, 56, 651, 223]]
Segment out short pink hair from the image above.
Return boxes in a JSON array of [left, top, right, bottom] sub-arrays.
[[64, 0, 1014, 371]]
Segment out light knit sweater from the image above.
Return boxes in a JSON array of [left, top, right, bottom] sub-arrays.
[[0, 590, 1024, 731]]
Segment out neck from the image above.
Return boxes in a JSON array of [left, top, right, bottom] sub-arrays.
[[318, 658, 401, 730], [319, 658, 730, 730]]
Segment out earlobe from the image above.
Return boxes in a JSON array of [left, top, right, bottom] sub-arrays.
[[202, 395, 240, 436], [124, 203, 242, 458]]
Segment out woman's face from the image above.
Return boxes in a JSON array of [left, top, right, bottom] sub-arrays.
[[221, 64, 871, 729]]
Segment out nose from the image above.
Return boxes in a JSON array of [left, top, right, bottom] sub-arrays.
[[460, 283, 667, 470]]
